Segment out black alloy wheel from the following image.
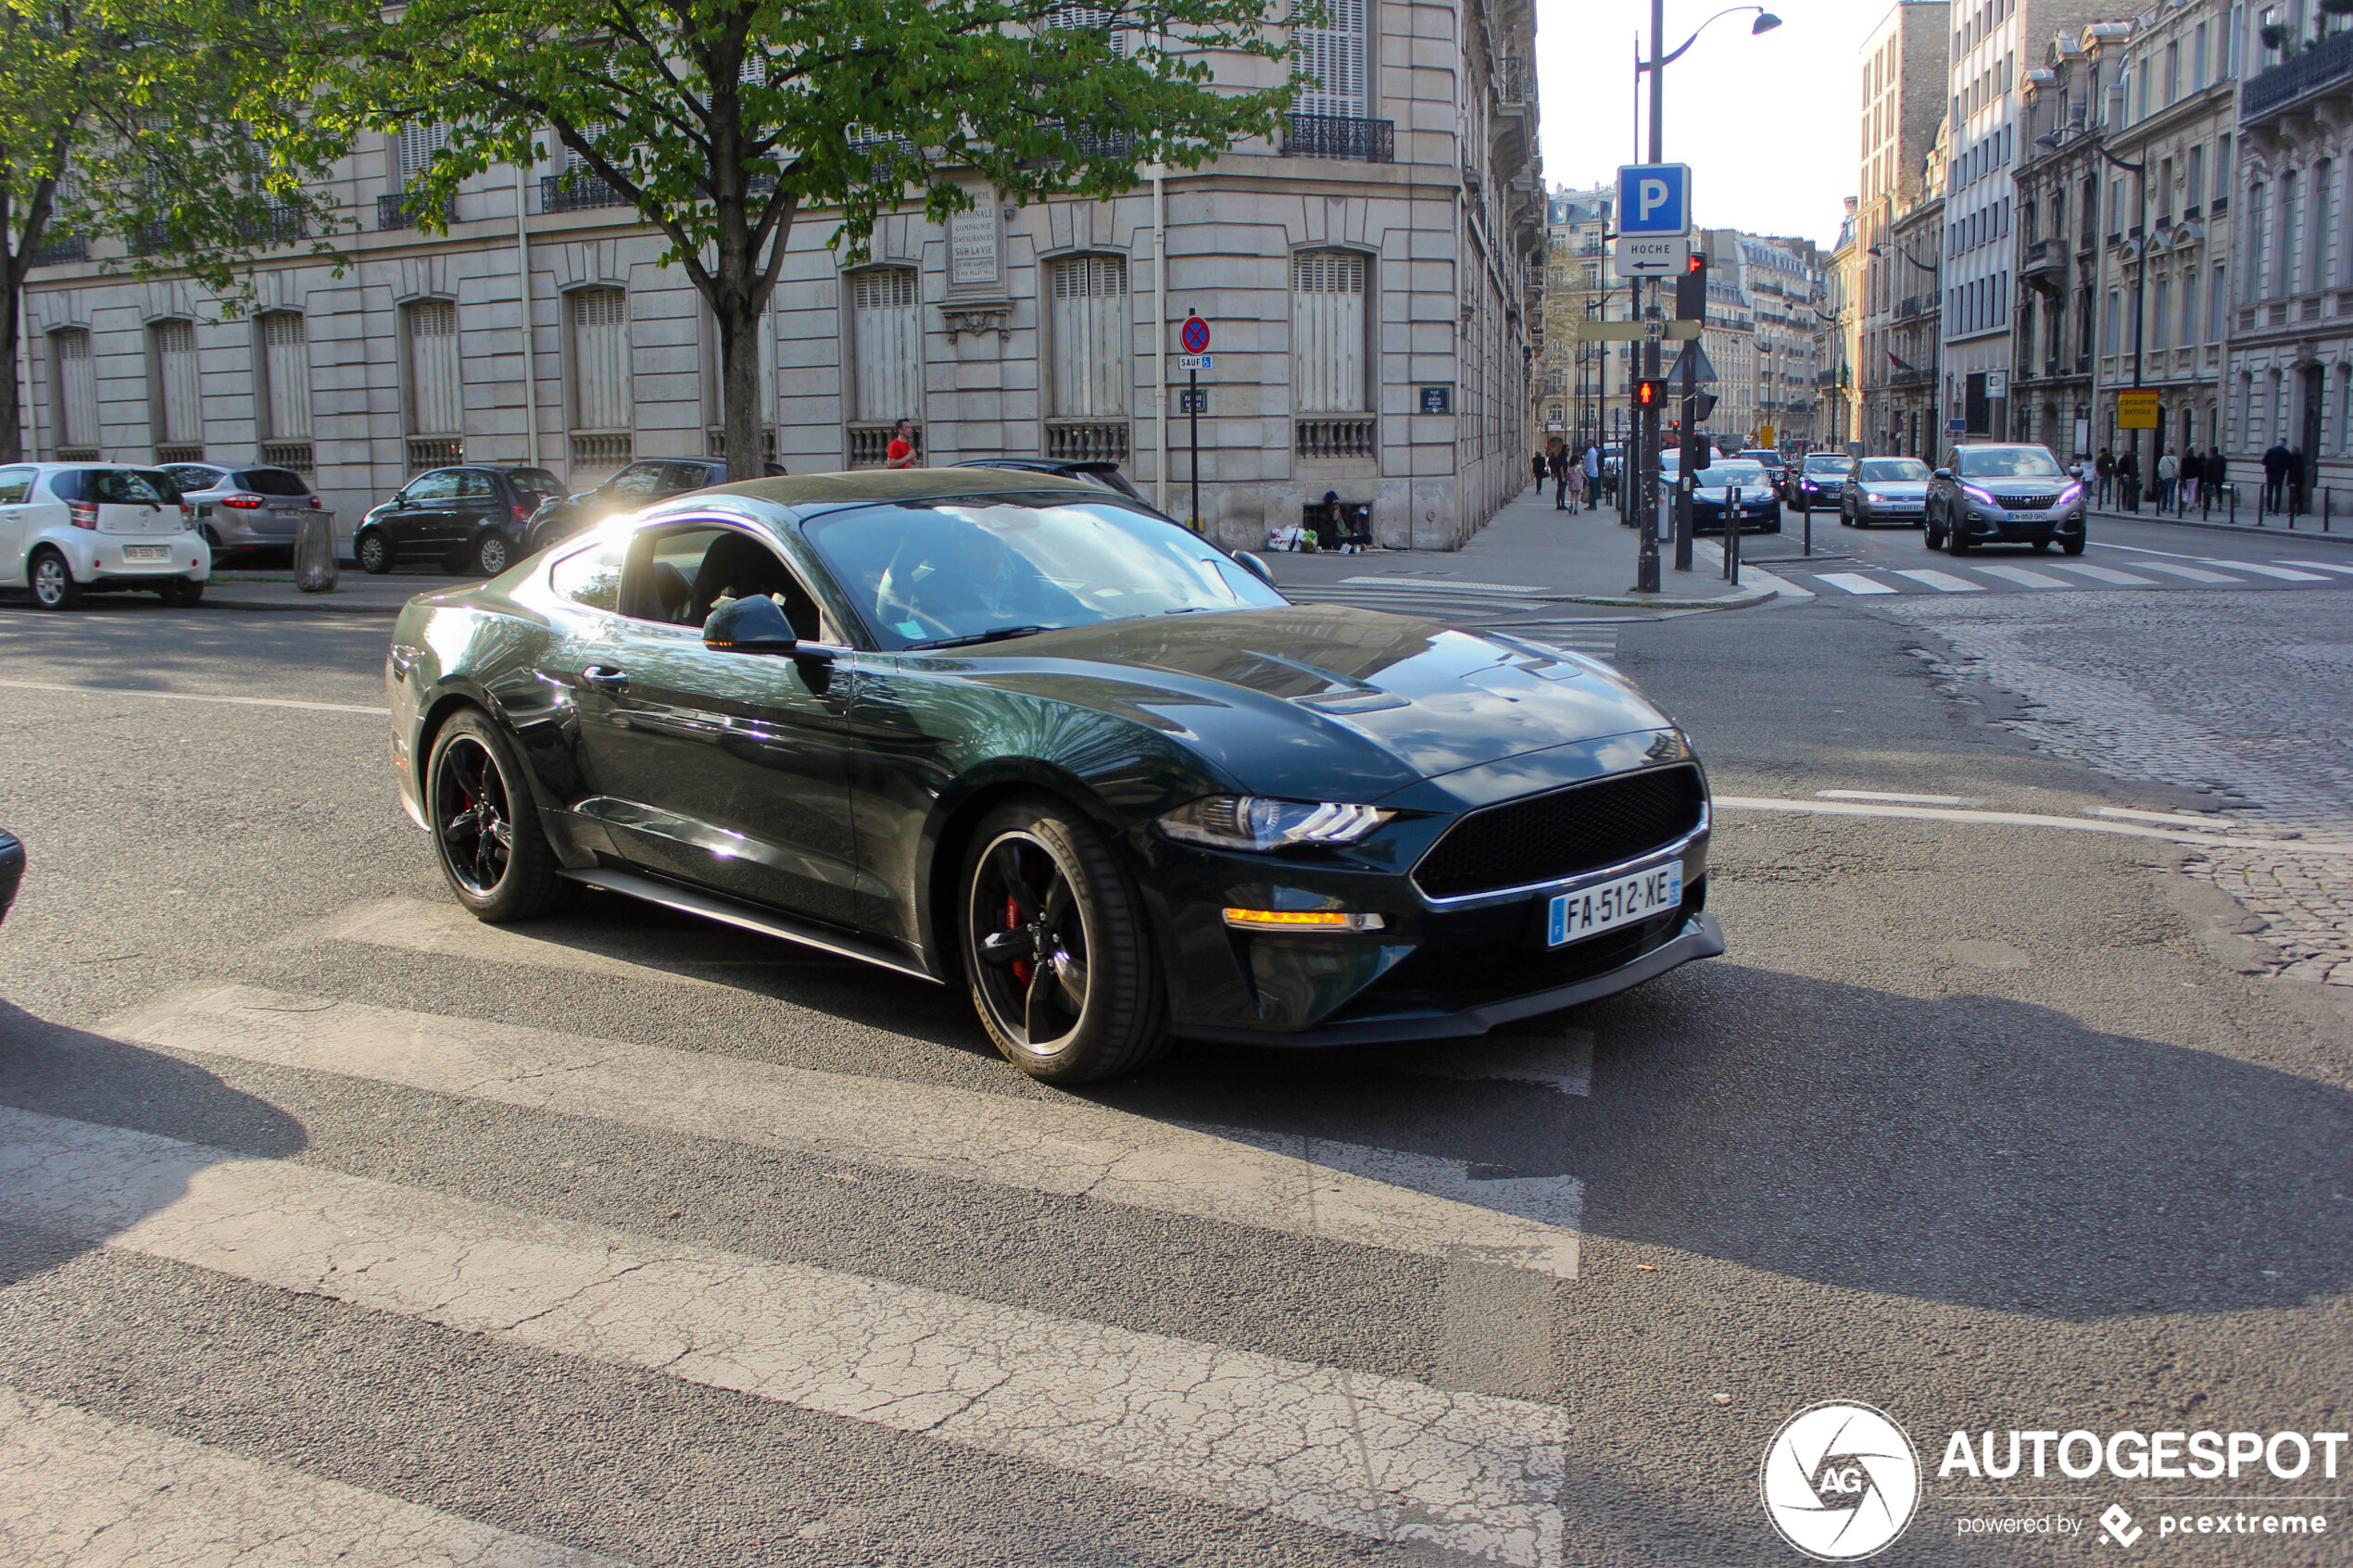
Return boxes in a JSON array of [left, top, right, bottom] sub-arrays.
[[356, 529, 393, 574], [426, 710, 565, 922], [960, 798, 1168, 1084], [28, 548, 79, 610]]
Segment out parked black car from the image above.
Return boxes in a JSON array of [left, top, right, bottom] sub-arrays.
[[0, 827, 22, 922], [356, 466, 566, 577], [386, 470, 1720, 1085], [525, 458, 787, 555], [1923, 443, 2088, 555], [951, 458, 1148, 504]]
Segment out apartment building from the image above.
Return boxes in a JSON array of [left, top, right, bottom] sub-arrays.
[[1821, 198, 1863, 448], [1541, 184, 1618, 450], [1739, 234, 1828, 445], [19, 0, 1543, 554], [1857, 0, 1955, 451], [1887, 123, 1947, 457]]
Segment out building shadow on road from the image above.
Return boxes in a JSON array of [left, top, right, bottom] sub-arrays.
[[0, 1001, 308, 1290], [1117, 962, 2353, 1323]]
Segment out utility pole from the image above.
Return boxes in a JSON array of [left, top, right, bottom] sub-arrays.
[[1674, 249, 1708, 571], [1629, 0, 1669, 594]]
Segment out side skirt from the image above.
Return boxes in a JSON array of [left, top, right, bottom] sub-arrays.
[[558, 866, 940, 984]]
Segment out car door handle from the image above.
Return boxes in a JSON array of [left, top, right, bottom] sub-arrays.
[[580, 665, 629, 690]]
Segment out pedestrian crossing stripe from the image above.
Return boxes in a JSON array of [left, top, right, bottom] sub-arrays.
[[1811, 572, 1896, 595], [1969, 564, 2074, 589], [0, 1102, 1570, 1565], [2206, 559, 2329, 581], [2279, 558, 2353, 574], [2132, 560, 2245, 583], [1894, 569, 1983, 593], [2045, 561, 2158, 584]]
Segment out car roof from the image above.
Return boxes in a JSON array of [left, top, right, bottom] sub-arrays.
[[687, 467, 1110, 514]]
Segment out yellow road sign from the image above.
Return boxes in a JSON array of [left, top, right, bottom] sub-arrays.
[[2116, 390, 2160, 429], [1574, 319, 1704, 341]]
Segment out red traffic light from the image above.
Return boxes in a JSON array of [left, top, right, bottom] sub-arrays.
[[1634, 379, 1663, 407], [1687, 252, 1707, 273]]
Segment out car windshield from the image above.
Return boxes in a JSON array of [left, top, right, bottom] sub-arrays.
[[1695, 464, 1770, 488], [1802, 456, 1847, 473], [1859, 458, 1931, 482], [235, 469, 310, 496], [1953, 446, 2066, 479], [802, 494, 1287, 649]]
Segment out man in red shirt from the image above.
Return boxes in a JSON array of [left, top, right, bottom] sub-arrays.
[[886, 419, 920, 469]]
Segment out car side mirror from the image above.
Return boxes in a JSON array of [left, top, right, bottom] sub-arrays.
[[1932, 468, 1952, 481], [1234, 550, 1277, 586], [392, 495, 409, 508], [703, 594, 799, 654]]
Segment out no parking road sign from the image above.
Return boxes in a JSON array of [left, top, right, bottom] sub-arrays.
[[1179, 315, 1211, 355]]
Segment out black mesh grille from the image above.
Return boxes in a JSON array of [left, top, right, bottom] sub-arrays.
[[1994, 494, 2053, 511], [1412, 765, 1705, 899]]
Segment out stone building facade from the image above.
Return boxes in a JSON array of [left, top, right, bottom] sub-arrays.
[[1540, 184, 1621, 450], [1734, 233, 1828, 446], [17, 0, 1542, 555], [1887, 142, 1947, 457], [1857, 0, 1956, 450]]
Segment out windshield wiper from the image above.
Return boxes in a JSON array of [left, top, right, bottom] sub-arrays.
[[908, 624, 1052, 650]]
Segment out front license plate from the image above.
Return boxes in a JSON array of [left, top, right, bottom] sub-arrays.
[[120, 546, 170, 561], [1547, 862, 1683, 947]]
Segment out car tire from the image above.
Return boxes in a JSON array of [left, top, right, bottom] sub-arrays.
[[355, 529, 393, 574], [1923, 510, 1944, 550], [2061, 537, 2086, 556], [1946, 524, 1972, 556], [472, 531, 513, 578], [27, 547, 80, 610], [959, 797, 1170, 1085], [200, 524, 226, 554], [160, 576, 204, 608], [2031, 539, 2052, 552], [426, 709, 568, 923]]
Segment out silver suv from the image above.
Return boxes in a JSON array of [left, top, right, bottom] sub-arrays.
[[161, 463, 327, 559]]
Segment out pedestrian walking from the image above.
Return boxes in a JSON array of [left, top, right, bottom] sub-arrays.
[[1549, 448, 1570, 508], [1531, 453, 1547, 491], [2209, 446, 2228, 508], [2263, 439, 2290, 510], [2157, 447, 2179, 511], [885, 418, 920, 469], [1562, 458, 1585, 512], [1581, 444, 1600, 512], [2181, 448, 2203, 508], [2117, 446, 2142, 509], [2095, 447, 2115, 506]]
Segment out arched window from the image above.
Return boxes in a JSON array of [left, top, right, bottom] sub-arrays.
[[258, 312, 311, 443]]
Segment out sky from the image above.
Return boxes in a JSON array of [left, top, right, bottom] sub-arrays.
[[1536, 0, 1894, 251]]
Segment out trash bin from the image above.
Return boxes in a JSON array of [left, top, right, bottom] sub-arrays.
[[295, 512, 339, 593]]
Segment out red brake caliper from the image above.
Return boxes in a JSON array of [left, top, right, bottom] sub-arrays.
[[1006, 894, 1032, 985]]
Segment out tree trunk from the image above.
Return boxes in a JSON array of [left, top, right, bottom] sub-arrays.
[[0, 263, 23, 465], [715, 299, 762, 479]]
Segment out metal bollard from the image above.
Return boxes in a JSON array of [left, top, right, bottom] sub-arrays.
[[295, 512, 340, 593]]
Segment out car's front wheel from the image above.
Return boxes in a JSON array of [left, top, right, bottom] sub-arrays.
[[960, 797, 1169, 1084], [426, 709, 567, 922], [27, 548, 80, 610]]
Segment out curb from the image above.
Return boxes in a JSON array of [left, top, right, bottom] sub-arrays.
[[199, 596, 409, 616], [2085, 508, 2353, 545], [1547, 587, 1781, 610]]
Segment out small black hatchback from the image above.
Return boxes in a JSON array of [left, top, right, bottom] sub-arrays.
[[524, 458, 786, 555], [355, 466, 566, 577]]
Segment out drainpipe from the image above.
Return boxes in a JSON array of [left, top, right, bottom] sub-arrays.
[[1151, 163, 1169, 513], [513, 161, 541, 468], [17, 276, 36, 461]]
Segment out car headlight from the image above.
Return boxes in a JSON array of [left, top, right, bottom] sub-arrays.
[[2056, 482, 2085, 506], [1960, 483, 1998, 508], [1159, 797, 1391, 852]]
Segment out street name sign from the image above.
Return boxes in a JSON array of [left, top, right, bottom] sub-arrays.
[[1614, 233, 1693, 276], [1616, 163, 1692, 236]]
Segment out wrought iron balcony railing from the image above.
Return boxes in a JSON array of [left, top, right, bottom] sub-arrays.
[[1282, 114, 1394, 163], [543, 172, 632, 213]]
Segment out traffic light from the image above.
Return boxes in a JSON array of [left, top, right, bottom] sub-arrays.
[[1693, 391, 1719, 423], [1634, 379, 1663, 408], [1676, 252, 1709, 321]]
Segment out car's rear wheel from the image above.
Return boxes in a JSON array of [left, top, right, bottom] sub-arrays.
[[426, 709, 566, 922], [355, 529, 393, 574], [28, 548, 80, 610], [160, 576, 204, 607], [960, 797, 1169, 1084], [472, 531, 512, 577]]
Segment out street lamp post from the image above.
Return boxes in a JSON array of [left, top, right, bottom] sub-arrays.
[[1629, 2, 1780, 590]]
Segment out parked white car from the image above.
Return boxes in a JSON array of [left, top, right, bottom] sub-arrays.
[[0, 463, 210, 609]]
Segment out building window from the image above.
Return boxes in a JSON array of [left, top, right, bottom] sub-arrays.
[[567, 287, 631, 474], [2151, 276, 2169, 351], [1294, 0, 1367, 117], [2281, 168, 2304, 296], [2105, 289, 2120, 353], [50, 327, 96, 456], [1047, 254, 1130, 460], [2314, 161, 2335, 292], [149, 318, 201, 458], [846, 266, 921, 465], [258, 312, 311, 443], [2211, 264, 2229, 343], [1292, 249, 1368, 413], [2181, 269, 2199, 346], [404, 298, 461, 468]]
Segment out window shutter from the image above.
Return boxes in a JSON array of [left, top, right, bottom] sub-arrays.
[[1043, 4, 1127, 52], [849, 268, 923, 425], [1050, 255, 1130, 418], [260, 313, 311, 441], [395, 122, 448, 188], [406, 299, 461, 435], [569, 288, 630, 432], [1291, 250, 1367, 412], [154, 320, 200, 445], [1295, 0, 1367, 117], [53, 330, 96, 450]]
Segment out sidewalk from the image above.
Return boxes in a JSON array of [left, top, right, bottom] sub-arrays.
[[196, 567, 445, 616], [2082, 499, 2353, 545], [1263, 483, 1795, 610]]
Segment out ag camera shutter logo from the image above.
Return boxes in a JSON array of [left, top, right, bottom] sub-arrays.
[[1760, 1401, 1921, 1560]]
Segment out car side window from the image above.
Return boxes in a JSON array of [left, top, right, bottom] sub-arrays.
[[456, 470, 497, 499], [610, 463, 667, 498], [618, 523, 833, 641], [663, 462, 716, 495], [548, 538, 626, 613], [163, 465, 216, 494], [0, 468, 33, 505], [403, 470, 460, 503]]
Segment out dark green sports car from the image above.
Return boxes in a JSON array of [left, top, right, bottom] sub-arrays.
[[386, 470, 1720, 1082]]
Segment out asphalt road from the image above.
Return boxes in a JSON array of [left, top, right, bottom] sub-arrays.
[[0, 575, 2347, 1567]]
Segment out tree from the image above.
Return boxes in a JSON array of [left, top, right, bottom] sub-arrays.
[[0, 0, 341, 461], [290, 0, 1299, 475]]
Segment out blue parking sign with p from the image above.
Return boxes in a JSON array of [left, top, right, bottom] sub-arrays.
[[1617, 164, 1691, 236]]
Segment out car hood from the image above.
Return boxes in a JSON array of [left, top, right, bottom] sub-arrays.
[[1960, 475, 2071, 493], [1860, 481, 1929, 497], [926, 606, 1676, 798], [1691, 484, 1776, 503]]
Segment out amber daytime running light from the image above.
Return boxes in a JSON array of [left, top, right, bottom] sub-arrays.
[[1221, 909, 1389, 932]]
